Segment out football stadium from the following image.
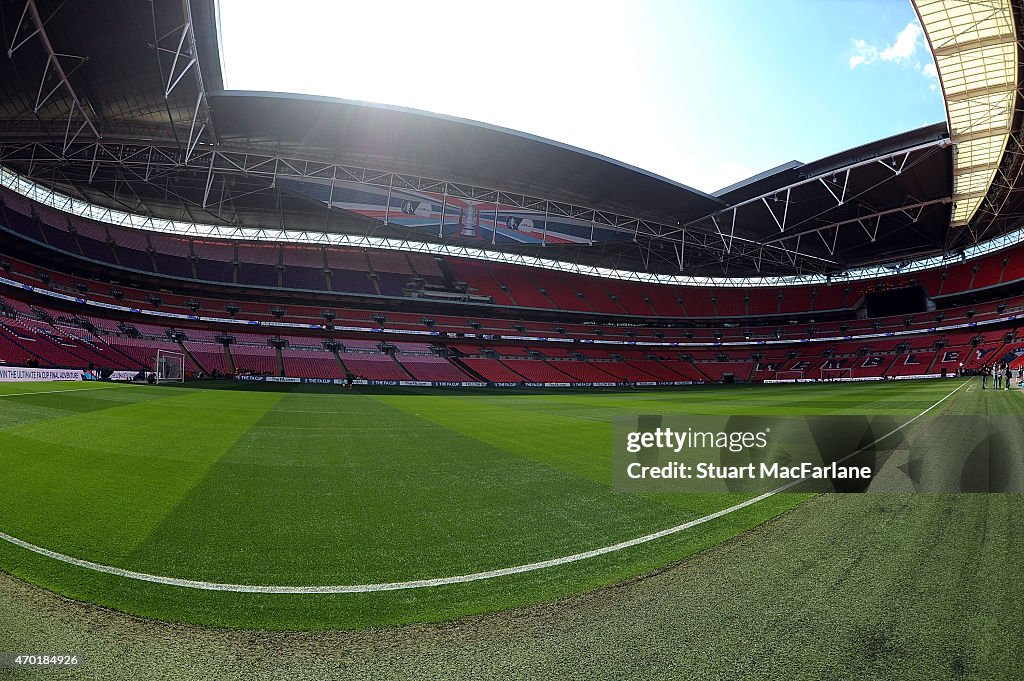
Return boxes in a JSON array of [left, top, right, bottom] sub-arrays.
[[1, 0, 1023, 678]]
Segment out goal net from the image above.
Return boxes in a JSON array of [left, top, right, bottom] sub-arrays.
[[820, 367, 853, 381], [774, 370, 805, 382], [155, 349, 185, 383]]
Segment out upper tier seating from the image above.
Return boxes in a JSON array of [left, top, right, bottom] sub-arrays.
[[6, 184, 1024, 320]]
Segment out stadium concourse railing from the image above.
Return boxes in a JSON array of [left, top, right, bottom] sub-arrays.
[[5, 186, 1024, 322]]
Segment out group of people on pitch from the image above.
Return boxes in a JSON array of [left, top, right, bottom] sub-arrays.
[[981, 363, 1018, 389]]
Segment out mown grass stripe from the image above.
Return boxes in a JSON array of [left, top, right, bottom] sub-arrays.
[[0, 381, 966, 594]]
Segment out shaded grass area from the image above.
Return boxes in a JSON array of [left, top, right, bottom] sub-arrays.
[[1, 492, 1021, 679], [0, 379, 986, 630]]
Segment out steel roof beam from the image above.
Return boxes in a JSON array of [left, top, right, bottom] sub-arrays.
[[758, 198, 953, 247], [0, 137, 907, 273], [681, 138, 950, 231], [7, 0, 101, 148]]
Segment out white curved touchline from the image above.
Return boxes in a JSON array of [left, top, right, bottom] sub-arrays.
[[0, 381, 966, 594]]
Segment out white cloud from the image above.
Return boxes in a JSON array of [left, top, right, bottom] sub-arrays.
[[849, 21, 937, 93], [922, 62, 939, 92], [879, 23, 922, 62], [849, 22, 924, 70], [849, 38, 877, 70]]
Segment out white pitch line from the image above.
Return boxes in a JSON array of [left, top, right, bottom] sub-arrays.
[[0, 381, 968, 594], [0, 385, 127, 398]]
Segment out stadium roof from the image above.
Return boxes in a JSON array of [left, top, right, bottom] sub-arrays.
[[0, 0, 1023, 279], [915, 0, 1018, 226], [205, 90, 726, 224]]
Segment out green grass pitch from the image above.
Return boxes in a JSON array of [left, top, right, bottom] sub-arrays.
[[0, 378, 1009, 631]]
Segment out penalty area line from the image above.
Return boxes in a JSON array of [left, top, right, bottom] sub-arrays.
[[0, 381, 968, 594]]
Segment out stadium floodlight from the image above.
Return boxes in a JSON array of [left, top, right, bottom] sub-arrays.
[[155, 349, 185, 383]]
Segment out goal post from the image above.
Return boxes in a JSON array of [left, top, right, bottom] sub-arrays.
[[820, 367, 853, 381], [155, 349, 185, 383], [774, 370, 805, 382]]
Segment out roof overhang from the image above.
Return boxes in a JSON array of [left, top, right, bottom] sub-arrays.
[[2, 0, 1022, 278], [915, 0, 1019, 226]]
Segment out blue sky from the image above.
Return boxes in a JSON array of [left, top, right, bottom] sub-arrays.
[[217, 0, 945, 194]]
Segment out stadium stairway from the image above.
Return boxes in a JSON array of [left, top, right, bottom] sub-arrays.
[[654, 359, 695, 382], [365, 253, 383, 297], [688, 361, 715, 383], [389, 355, 420, 381], [178, 340, 206, 375], [434, 258, 457, 291], [93, 335, 146, 370], [449, 356, 488, 382], [224, 344, 236, 375], [539, 289, 561, 310], [334, 350, 349, 376], [883, 352, 906, 377]]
